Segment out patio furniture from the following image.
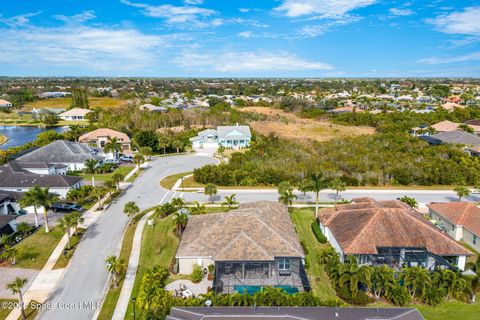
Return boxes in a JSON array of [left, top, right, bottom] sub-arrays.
[[182, 289, 195, 298]]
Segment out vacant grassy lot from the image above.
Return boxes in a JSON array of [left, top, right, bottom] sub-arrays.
[[240, 107, 374, 142], [14, 227, 64, 270], [290, 208, 337, 300], [23, 97, 126, 110]]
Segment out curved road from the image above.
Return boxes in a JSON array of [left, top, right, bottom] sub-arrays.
[[38, 155, 218, 320]]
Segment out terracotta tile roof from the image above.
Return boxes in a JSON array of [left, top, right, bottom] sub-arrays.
[[176, 201, 304, 261], [319, 198, 471, 256], [79, 128, 131, 144], [427, 202, 480, 236]]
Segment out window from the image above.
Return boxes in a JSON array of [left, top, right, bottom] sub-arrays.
[[277, 258, 291, 271]]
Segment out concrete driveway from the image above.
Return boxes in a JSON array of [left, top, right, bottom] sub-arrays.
[[38, 154, 218, 320]]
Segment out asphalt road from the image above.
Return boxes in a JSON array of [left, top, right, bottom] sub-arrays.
[[38, 155, 218, 320]]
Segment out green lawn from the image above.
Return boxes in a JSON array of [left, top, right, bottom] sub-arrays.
[[290, 208, 337, 300], [160, 172, 192, 189], [14, 227, 64, 270], [53, 228, 86, 269], [416, 301, 480, 320], [126, 168, 144, 183], [81, 166, 134, 183]]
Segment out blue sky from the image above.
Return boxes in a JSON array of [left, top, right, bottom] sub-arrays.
[[0, 0, 479, 77]]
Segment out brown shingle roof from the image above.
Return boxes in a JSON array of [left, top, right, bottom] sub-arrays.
[[320, 198, 471, 256], [176, 201, 304, 261], [79, 128, 131, 143], [427, 202, 480, 237]]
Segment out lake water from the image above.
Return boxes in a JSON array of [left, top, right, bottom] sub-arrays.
[[0, 126, 69, 150]]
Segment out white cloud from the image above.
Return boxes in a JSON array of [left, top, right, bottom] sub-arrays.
[[237, 31, 253, 38], [53, 11, 96, 24], [427, 6, 480, 36], [183, 0, 204, 4], [274, 0, 377, 18], [389, 8, 414, 16], [418, 51, 480, 64], [296, 15, 360, 38], [120, 0, 217, 28], [0, 12, 166, 72], [173, 50, 333, 72], [239, 8, 251, 13], [0, 12, 41, 27]]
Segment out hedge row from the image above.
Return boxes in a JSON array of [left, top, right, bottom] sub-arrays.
[[311, 221, 327, 244]]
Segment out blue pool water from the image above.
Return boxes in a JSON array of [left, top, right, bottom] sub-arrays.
[[234, 285, 299, 295]]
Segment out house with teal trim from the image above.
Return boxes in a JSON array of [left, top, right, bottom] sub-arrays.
[[190, 124, 251, 149]]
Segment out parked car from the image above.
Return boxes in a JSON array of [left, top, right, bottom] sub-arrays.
[[51, 202, 85, 213], [120, 155, 134, 162]]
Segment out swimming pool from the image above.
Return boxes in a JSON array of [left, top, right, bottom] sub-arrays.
[[234, 285, 299, 295]]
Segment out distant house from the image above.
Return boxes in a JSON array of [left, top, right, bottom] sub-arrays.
[[427, 202, 480, 252], [441, 102, 465, 111], [0, 99, 13, 108], [420, 130, 480, 147], [167, 307, 424, 320], [190, 125, 251, 149], [319, 198, 471, 270], [15, 140, 103, 171], [176, 201, 309, 294], [0, 162, 83, 198], [328, 106, 356, 114], [79, 128, 132, 157], [444, 96, 463, 104], [58, 108, 91, 121], [39, 92, 71, 99], [139, 104, 167, 112], [411, 120, 462, 136]]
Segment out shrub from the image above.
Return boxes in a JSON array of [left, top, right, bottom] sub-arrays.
[[191, 264, 204, 283], [336, 285, 373, 305], [208, 264, 215, 274], [311, 221, 327, 244], [300, 240, 309, 255]]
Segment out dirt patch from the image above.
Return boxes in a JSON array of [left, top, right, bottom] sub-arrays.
[[240, 107, 375, 142]]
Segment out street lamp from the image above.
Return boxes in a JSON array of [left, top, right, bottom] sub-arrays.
[[131, 297, 137, 320]]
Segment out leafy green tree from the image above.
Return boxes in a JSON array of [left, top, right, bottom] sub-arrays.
[[399, 196, 418, 209], [204, 183, 218, 203], [223, 194, 238, 211], [454, 186, 470, 201], [189, 201, 206, 215], [105, 255, 125, 289], [399, 266, 431, 299], [432, 269, 467, 301], [422, 286, 445, 306], [71, 88, 89, 108], [278, 181, 296, 206], [338, 256, 372, 297], [123, 201, 140, 218], [69, 211, 84, 235], [0, 245, 21, 265], [6, 277, 28, 320], [385, 282, 411, 306], [371, 265, 395, 299]]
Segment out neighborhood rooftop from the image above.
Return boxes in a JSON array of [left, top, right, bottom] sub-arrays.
[[320, 197, 471, 256], [427, 202, 480, 237], [176, 201, 304, 261], [15, 140, 102, 164], [420, 130, 480, 146]]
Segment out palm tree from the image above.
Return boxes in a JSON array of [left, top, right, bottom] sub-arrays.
[[277, 181, 296, 206], [204, 183, 217, 203], [329, 178, 346, 207], [123, 201, 140, 218], [158, 135, 170, 154], [36, 187, 60, 233], [68, 125, 83, 142], [223, 194, 238, 211], [189, 201, 206, 215], [103, 136, 122, 158], [173, 211, 188, 235], [19, 186, 42, 228], [385, 282, 411, 306], [172, 139, 184, 153], [0, 245, 21, 265], [84, 159, 98, 175], [6, 277, 28, 320], [112, 171, 125, 189], [298, 178, 312, 203], [338, 256, 372, 297], [92, 187, 105, 210], [57, 214, 75, 249], [432, 269, 466, 301], [399, 266, 431, 299], [105, 255, 125, 289], [171, 197, 185, 210], [104, 179, 116, 195], [306, 172, 328, 218], [371, 265, 395, 299], [134, 153, 145, 168], [454, 186, 470, 201], [155, 203, 177, 218], [399, 196, 418, 209], [69, 211, 84, 236]]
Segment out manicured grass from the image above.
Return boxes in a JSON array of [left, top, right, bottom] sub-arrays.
[[126, 168, 144, 183], [14, 227, 64, 270], [53, 228, 86, 269], [416, 301, 480, 320], [81, 166, 134, 183], [160, 172, 192, 189], [290, 208, 337, 300], [23, 97, 126, 110]]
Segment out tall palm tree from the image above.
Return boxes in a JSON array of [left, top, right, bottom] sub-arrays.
[[158, 135, 170, 154], [69, 211, 84, 236], [57, 214, 75, 249], [36, 187, 60, 233], [399, 266, 431, 299], [277, 181, 296, 206], [103, 136, 122, 158], [173, 211, 188, 235], [329, 178, 346, 207], [105, 255, 125, 289], [19, 186, 42, 228], [223, 194, 238, 211], [204, 183, 217, 203], [133, 153, 145, 168], [92, 187, 105, 210], [6, 277, 28, 320], [68, 125, 82, 142], [172, 139, 184, 153], [189, 201, 206, 215], [112, 171, 125, 189], [298, 178, 312, 203], [84, 159, 98, 175], [123, 201, 140, 218], [306, 172, 328, 218], [104, 179, 116, 195], [371, 265, 395, 299]]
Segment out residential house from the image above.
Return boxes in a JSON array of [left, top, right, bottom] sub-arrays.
[[167, 307, 424, 320], [0, 161, 83, 198], [15, 140, 103, 171], [0, 214, 17, 236], [190, 125, 251, 149], [175, 201, 309, 294], [441, 102, 465, 111], [58, 108, 91, 121], [0, 191, 23, 215], [39, 92, 71, 99], [411, 120, 462, 136], [427, 202, 480, 252], [420, 130, 480, 147], [79, 128, 132, 157], [139, 104, 167, 112], [319, 198, 471, 270], [0, 99, 12, 108]]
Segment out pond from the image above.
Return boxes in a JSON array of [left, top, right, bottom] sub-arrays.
[[0, 126, 69, 150]]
